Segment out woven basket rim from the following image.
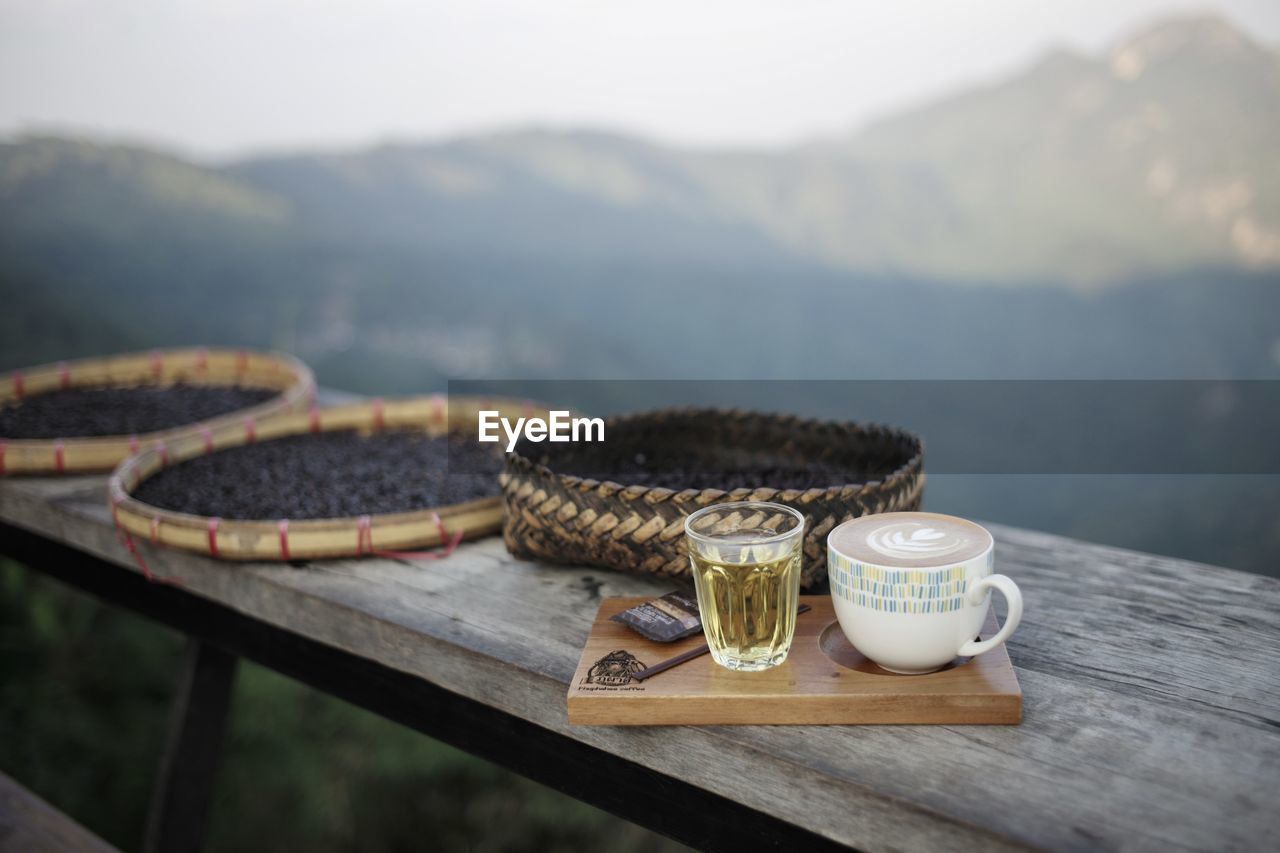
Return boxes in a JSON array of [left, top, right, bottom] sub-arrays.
[[111, 395, 530, 525], [109, 395, 546, 560], [0, 347, 314, 451], [505, 405, 924, 500]]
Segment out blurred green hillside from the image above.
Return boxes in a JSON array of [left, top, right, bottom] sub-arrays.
[[0, 560, 688, 852], [5, 17, 1279, 296]]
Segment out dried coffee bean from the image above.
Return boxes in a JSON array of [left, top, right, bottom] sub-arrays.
[[0, 385, 278, 439], [132, 430, 502, 520]]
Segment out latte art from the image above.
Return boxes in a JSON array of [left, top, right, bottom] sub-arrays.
[[865, 522, 972, 561], [829, 511, 992, 568]]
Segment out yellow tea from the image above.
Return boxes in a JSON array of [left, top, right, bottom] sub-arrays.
[[690, 531, 802, 671]]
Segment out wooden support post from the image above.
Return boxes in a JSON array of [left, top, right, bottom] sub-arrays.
[[142, 638, 238, 853]]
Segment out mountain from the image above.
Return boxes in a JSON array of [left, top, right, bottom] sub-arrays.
[[1, 16, 1278, 385], [220, 14, 1279, 288], [830, 15, 1280, 285], [228, 131, 789, 268], [3, 15, 1276, 289], [0, 137, 287, 246]]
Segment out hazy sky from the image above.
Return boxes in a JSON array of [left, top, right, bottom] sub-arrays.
[[1, 0, 1277, 159]]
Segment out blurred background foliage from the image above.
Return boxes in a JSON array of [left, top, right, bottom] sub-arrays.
[[0, 559, 687, 852]]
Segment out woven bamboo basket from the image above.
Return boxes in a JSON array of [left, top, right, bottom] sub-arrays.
[[500, 408, 925, 589], [0, 348, 314, 475], [110, 396, 546, 561]]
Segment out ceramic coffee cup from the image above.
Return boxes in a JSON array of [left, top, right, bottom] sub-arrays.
[[826, 511, 1023, 674]]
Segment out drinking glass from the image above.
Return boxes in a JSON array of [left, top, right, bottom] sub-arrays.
[[683, 501, 806, 671]]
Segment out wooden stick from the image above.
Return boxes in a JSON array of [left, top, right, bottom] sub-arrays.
[[632, 604, 813, 681]]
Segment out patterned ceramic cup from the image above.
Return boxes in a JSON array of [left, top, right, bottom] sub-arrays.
[[827, 511, 1023, 674]]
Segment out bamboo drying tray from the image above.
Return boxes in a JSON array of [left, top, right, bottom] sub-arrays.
[[110, 396, 544, 561], [0, 348, 314, 474], [501, 408, 925, 589]]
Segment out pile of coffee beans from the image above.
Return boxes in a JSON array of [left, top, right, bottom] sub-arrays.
[[132, 430, 503, 519], [0, 385, 278, 439], [526, 443, 883, 491], [565, 458, 875, 491]]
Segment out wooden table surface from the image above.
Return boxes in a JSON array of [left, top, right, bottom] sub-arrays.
[[2, 465, 1277, 851]]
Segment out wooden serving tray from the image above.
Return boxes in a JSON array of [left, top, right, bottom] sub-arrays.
[[567, 596, 1021, 725]]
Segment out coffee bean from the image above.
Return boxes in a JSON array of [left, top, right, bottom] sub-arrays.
[[0, 385, 278, 439], [526, 444, 887, 492], [132, 430, 502, 520]]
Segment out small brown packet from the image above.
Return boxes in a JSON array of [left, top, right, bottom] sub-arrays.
[[610, 592, 702, 642]]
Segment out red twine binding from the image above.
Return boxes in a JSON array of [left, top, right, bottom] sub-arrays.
[[278, 519, 291, 560], [243, 418, 257, 443], [111, 495, 183, 585], [207, 517, 221, 557], [308, 406, 321, 434], [128, 435, 140, 455], [149, 350, 163, 380], [200, 426, 214, 454], [236, 350, 249, 374], [355, 514, 463, 561], [157, 441, 170, 468], [372, 398, 386, 432], [357, 515, 373, 555], [150, 516, 161, 545], [369, 513, 463, 561], [0, 440, 7, 474], [57, 362, 71, 390], [196, 347, 209, 372], [53, 441, 65, 473], [430, 395, 445, 424]]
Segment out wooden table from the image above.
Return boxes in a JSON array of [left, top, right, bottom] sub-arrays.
[[2, 467, 1277, 851]]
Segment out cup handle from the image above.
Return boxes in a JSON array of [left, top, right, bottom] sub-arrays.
[[957, 574, 1023, 658]]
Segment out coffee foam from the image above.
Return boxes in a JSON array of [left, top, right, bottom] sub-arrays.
[[829, 512, 991, 568]]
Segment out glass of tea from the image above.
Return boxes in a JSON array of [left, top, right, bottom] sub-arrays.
[[683, 501, 806, 672]]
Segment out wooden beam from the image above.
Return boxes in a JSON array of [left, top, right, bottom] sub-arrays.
[[142, 639, 238, 853], [2, 523, 852, 853], [0, 769, 120, 853]]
